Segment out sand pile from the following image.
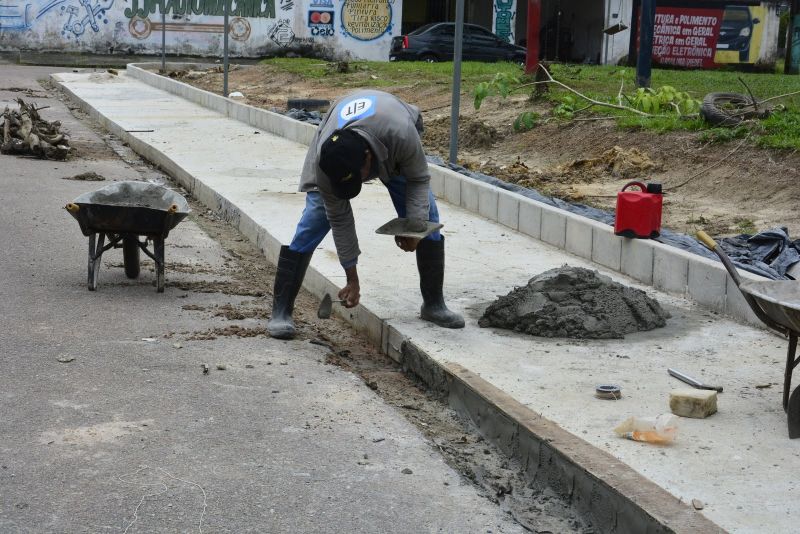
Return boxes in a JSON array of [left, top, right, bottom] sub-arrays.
[[479, 266, 669, 339], [559, 145, 658, 179]]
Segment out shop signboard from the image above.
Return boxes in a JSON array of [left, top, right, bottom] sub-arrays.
[[647, 3, 767, 67]]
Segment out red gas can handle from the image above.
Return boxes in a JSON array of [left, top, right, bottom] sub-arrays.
[[620, 181, 647, 192]]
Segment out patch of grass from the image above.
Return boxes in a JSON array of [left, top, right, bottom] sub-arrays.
[[513, 111, 539, 131], [698, 125, 750, 144], [733, 217, 757, 234], [686, 215, 710, 225], [546, 63, 800, 110], [260, 57, 524, 92], [262, 58, 800, 147], [541, 63, 800, 141], [615, 114, 705, 133], [756, 110, 800, 150]]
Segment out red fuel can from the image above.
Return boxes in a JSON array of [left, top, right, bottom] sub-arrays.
[[614, 181, 663, 239]]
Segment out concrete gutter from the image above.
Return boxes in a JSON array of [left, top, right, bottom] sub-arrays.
[[53, 68, 727, 533], [124, 62, 767, 330]]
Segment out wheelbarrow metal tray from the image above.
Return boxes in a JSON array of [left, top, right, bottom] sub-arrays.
[[68, 181, 190, 237], [740, 281, 800, 333]]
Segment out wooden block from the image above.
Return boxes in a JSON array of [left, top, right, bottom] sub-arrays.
[[669, 389, 718, 419]]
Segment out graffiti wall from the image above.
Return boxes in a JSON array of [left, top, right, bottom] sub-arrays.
[[492, 0, 515, 44], [0, 0, 402, 60]]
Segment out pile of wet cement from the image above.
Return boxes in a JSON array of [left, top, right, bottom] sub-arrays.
[[479, 266, 669, 339]]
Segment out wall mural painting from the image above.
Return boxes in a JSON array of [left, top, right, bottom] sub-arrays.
[[0, 1, 33, 30], [125, 0, 274, 41], [340, 0, 391, 41], [128, 14, 252, 40], [0, 0, 274, 43], [61, 0, 113, 38], [0, 0, 113, 37], [123, 0, 275, 20], [1, 0, 398, 59], [268, 17, 293, 46], [308, 6, 333, 37]]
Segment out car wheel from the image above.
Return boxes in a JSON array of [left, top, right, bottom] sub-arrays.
[[420, 53, 438, 63]]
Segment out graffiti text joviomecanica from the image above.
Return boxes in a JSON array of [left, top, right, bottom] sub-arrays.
[[124, 0, 275, 19]]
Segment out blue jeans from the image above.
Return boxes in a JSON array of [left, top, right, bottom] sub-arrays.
[[289, 175, 441, 268]]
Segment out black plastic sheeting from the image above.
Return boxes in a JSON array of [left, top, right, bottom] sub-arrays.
[[284, 109, 322, 125], [426, 155, 799, 281]]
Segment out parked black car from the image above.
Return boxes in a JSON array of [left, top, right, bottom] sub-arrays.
[[717, 5, 760, 62], [390, 22, 526, 63]]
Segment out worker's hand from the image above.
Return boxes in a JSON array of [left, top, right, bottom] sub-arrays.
[[395, 236, 421, 252], [338, 281, 360, 308], [339, 265, 360, 308]]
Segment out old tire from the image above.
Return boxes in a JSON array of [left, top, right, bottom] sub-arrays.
[[700, 92, 754, 127], [122, 236, 140, 279]]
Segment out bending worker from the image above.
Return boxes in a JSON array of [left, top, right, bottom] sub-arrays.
[[267, 89, 464, 339]]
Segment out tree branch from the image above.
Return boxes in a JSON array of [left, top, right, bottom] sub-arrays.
[[513, 65, 652, 116], [756, 90, 800, 106]]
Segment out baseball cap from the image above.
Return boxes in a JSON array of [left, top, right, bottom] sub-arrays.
[[319, 129, 368, 200]]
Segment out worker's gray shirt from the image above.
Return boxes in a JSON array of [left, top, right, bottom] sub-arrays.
[[298, 89, 430, 266]]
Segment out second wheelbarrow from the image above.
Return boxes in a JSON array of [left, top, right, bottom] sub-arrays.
[[65, 181, 190, 292], [697, 230, 800, 438]]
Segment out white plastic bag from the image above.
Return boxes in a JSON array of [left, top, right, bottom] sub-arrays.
[[614, 413, 678, 444]]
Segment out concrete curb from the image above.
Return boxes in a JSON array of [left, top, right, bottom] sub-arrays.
[[54, 72, 725, 533], [125, 61, 768, 330]]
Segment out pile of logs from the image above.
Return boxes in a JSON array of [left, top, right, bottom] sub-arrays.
[[2, 98, 71, 160]]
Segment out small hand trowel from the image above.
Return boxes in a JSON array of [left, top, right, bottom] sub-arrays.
[[317, 293, 346, 319], [375, 217, 443, 239]]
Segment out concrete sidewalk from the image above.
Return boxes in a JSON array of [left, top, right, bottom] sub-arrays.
[[53, 69, 799, 533]]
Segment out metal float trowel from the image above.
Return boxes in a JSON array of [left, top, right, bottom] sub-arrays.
[[375, 217, 443, 239]]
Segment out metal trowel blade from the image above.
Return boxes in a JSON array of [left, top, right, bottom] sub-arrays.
[[317, 293, 333, 319], [375, 217, 444, 239]]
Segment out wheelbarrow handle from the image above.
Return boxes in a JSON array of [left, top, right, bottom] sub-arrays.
[[696, 230, 717, 251], [696, 230, 743, 287]]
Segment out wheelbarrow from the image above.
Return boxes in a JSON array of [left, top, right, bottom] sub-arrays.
[[65, 181, 190, 292], [697, 231, 800, 438]]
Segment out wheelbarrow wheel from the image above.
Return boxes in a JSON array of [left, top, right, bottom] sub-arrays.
[[122, 236, 140, 279], [788, 386, 800, 439], [154, 237, 165, 293], [88, 233, 104, 291]]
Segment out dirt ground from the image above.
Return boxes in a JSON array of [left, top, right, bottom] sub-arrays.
[[174, 63, 800, 238]]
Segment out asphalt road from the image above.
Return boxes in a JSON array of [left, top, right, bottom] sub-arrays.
[[0, 65, 525, 533]]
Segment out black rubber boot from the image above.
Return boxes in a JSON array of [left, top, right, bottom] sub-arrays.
[[415, 236, 465, 329], [267, 246, 313, 339]]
